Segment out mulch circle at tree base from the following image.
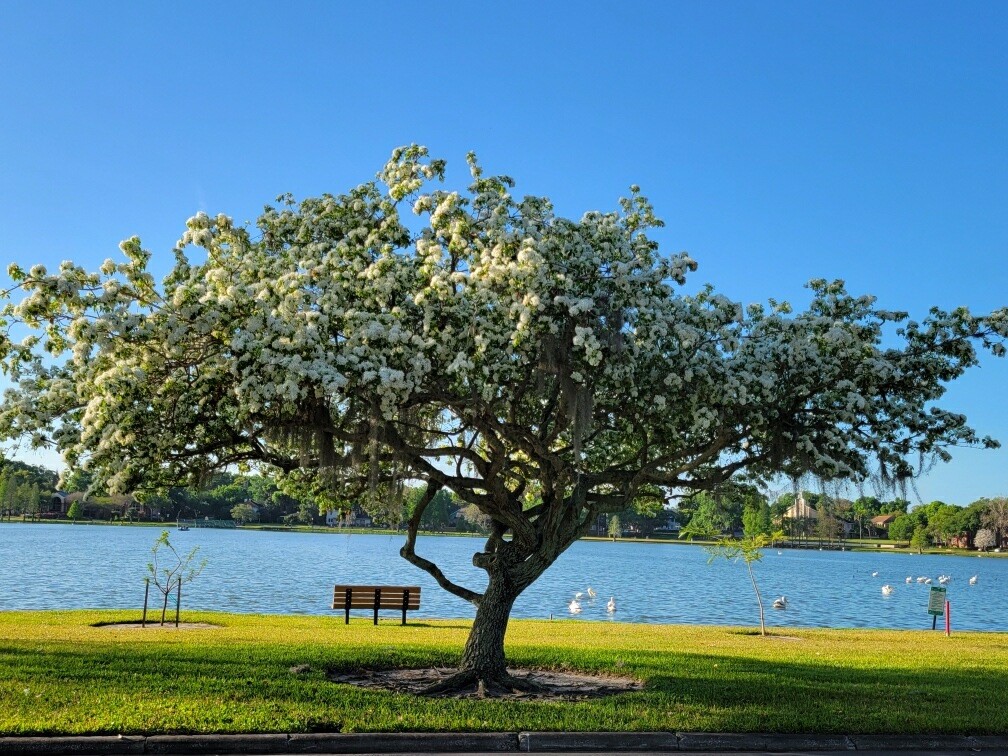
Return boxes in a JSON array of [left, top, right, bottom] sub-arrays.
[[329, 666, 643, 700]]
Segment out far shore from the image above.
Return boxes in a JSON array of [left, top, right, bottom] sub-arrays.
[[2, 516, 1004, 558]]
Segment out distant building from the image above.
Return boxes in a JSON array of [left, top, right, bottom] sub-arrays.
[[326, 505, 373, 528], [49, 491, 70, 515], [655, 516, 682, 534], [784, 493, 819, 521], [49, 491, 158, 520], [870, 513, 899, 535], [949, 533, 972, 549]]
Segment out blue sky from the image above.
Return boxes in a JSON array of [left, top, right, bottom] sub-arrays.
[[1, 2, 1005, 505]]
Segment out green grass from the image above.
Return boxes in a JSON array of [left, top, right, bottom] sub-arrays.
[[2, 611, 1007, 736]]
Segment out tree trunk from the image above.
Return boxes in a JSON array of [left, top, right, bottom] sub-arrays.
[[747, 561, 766, 636], [421, 569, 543, 696], [459, 573, 518, 678]]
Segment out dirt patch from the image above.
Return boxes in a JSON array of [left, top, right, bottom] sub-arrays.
[[329, 667, 643, 701], [94, 621, 220, 630], [730, 629, 805, 641]]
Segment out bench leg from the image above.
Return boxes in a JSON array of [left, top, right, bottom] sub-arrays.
[[344, 588, 351, 624], [373, 588, 381, 625], [402, 589, 409, 626]]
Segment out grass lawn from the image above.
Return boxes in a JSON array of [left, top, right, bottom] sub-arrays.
[[1, 610, 1007, 736]]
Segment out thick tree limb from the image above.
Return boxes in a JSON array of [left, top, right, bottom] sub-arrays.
[[401, 481, 481, 605]]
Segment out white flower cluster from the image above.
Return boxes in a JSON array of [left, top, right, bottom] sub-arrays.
[[0, 145, 1003, 500]]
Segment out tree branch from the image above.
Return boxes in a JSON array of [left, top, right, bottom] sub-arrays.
[[400, 481, 482, 605]]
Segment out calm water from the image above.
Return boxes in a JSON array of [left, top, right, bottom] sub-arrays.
[[1, 523, 1006, 631]]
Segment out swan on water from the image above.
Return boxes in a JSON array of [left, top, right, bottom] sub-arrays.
[[871, 571, 878, 577], [969, 575, 978, 585], [569, 598, 582, 614], [586, 586, 597, 599], [881, 585, 894, 596], [606, 597, 616, 613], [905, 577, 912, 584], [772, 596, 787, 610]]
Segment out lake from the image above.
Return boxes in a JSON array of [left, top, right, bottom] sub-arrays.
[[1, 523, 1006, 631]]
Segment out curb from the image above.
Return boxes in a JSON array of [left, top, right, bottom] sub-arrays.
[[2, 731, 1008, 754]]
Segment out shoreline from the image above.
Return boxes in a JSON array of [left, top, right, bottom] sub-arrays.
[[3, 516, 1004, 558]]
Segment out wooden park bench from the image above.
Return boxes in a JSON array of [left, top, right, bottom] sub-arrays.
[[332, 584, 421, 625]]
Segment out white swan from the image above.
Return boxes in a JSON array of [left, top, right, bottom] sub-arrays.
[[606, 597, 616, 613], [969, 575, 978, 585], [586, 586, 597, 599], [772, 596, 787, 610], [938, 574, 951, 584], [905, 577, 912, 584], [881, 585, 894, 596], [871, 571, 879, 577], [917, 576, 928, 583], [568, 598, 582, 614], [574, 591, 583, 600]]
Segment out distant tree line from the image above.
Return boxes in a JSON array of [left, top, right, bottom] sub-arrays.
[[887, 497, 1008, 552], [143, 472, 324, 525], [18, 461, 517, 532], [50, 467, 323, 525], [673, 482, 1008, 551], [0, 460, 57, 520], [11, 454, 1008, 551]]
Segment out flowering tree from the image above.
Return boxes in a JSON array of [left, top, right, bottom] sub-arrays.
[[974, 527, 996, 552], [981, 497, 1008, 545], [1, 145, 1006, 693]]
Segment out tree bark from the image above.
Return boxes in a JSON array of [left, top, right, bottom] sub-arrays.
[[420, 566, 551, 696], [459, 573, 518, 678]]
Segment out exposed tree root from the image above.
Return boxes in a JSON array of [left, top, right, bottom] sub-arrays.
[[329, 666, 641, 700], [420, 668, 478, 695], [420, 668, 549, 697]]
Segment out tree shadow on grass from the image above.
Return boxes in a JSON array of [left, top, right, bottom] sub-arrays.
[[400, 622, 471, 630], [640, 649, 1008, 734], [6, 637, 1008, 735]]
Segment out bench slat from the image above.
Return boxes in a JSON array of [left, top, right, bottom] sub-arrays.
[[332, 588, 423, 596], [336, 598, 422, 609], [331, 585, 422, 624]]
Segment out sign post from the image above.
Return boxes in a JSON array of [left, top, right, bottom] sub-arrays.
[[928, 585, 947, 630]]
